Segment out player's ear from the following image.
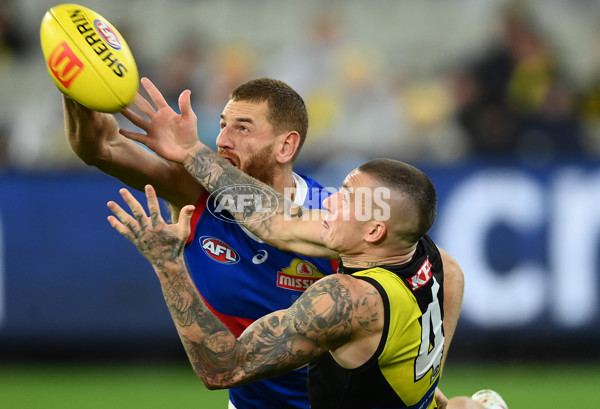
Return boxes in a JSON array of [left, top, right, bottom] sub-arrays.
[[365, 221, 387, 244], [276, 131, 300, 164]]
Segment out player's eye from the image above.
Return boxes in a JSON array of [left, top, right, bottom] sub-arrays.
[[341, 189, 350, 203]]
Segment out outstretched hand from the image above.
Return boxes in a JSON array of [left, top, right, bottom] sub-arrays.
[[107, 184, 195, 267], [434, 387, 448, 409], [120, 77, 200, 164]]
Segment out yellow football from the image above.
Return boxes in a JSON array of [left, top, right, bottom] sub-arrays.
[[40, 3, 139, 112]]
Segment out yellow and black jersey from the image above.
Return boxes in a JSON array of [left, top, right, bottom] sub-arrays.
[[307, 235, 444, 409]]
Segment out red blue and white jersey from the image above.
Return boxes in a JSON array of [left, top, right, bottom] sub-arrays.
[[184, 173, 337, 409]]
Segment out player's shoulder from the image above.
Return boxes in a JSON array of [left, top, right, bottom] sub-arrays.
[[305, 273, 354, 295], [310, 272, 380, 300], [302, 274, 381, 326]]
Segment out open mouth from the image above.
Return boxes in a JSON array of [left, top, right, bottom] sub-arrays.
[[219, 153, 238, 168]]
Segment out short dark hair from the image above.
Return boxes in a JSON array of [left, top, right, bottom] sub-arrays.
[[357, 158, 437, 242], [230, 78, 308, 161]]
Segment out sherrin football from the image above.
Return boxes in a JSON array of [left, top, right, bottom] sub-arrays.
[[40, 3, 138, 112]]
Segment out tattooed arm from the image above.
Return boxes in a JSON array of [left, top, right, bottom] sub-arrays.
[[183, 142, 338, 257], [107, 185, 361, 388], [120, 77, 337, 258], [63, 95, 203, 214]]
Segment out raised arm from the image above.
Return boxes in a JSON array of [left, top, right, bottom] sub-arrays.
[[120, 78, 337, 258], [107, 185, 353, 388], [63, 94, 202, 211], [186, 144, 337, 257], [437, 247, 464, 373]]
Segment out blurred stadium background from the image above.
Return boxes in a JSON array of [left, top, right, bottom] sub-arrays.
[[1, 0, 599, 407]]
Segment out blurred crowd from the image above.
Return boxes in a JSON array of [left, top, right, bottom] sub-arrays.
[[1, 0, 600, 175]]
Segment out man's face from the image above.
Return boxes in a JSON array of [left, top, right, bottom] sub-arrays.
[[320, 169, 379, 255], [217, 99, 278, 186]]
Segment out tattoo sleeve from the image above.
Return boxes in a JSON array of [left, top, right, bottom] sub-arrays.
[[156, 255, 357, 388], [183, 145, 305, 238]]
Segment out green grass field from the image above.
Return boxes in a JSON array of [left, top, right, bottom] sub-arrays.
[[0, 361, 597, 408]]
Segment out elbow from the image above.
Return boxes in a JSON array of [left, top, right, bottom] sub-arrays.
[[199, 378, 243, 391], [195, 369, 249, 390], [201, 380, 226, 391]]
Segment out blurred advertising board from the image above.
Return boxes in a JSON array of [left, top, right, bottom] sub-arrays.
[[0, 159, 598, 359]]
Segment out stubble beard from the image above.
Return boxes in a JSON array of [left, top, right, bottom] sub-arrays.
[[241, 144, 277, 188]]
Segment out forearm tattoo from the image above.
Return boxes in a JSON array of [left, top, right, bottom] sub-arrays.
[[158, 256, 357, 386], [236, 276, 355, 378], [184, 146, 303, 237]]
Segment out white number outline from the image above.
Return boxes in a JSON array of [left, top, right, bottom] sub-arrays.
[[415, 279, 444, 382]]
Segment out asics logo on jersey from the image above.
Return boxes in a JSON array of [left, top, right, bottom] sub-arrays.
[[277, 259, 326, 291], [200, 237, 240, 264], [407, 257, 433, 291], [252, 250, 268, 264]]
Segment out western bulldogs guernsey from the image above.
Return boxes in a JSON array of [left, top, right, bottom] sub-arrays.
[[307, 236, 444, 409], [185, 173, 337, 409]]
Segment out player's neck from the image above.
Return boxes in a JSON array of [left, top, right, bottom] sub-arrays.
[[270, 169, 297, 201], [340, 246, 417, 269]]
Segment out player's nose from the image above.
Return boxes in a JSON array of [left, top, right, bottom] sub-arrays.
[[216, 127, 234, 149]]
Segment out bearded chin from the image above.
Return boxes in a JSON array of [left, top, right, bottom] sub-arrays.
[[242, 148, 276, 187]]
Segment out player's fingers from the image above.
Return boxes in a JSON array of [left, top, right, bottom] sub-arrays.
[[434, 388, 448, 409], [107, 200, 141, 237], [178, 204, 195, 238], [62, 94, 87, 112], [144, 185, 164, 226], [107, 214, 135, 242], [141, 77, 170, 110], [119, 128, 149, 145], [121, 106, 149, 130], [119, 188, 149, 224], [133, 90, 158, 118], [178, 90, 195, 119]]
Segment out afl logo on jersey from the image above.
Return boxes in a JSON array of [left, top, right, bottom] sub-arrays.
[[200, 236, 240, 264]]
